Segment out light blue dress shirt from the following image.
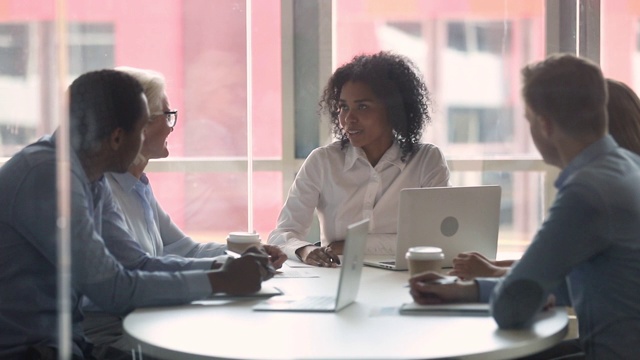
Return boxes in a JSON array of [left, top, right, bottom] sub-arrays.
[[105, 171, 227, 258], [477, 135, 640, 359], [0, 135, 213, 358]]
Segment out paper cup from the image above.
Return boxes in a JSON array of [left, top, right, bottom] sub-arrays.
[[226, 232, 261, 254], [406, 246, 444, 276]]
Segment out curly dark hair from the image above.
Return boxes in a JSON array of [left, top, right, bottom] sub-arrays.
[[319, 51, 431, 161]]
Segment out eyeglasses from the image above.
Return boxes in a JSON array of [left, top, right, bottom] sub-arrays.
[[153, 110, 178, 128]]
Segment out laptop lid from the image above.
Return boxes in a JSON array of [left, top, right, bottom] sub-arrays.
[[334, 218, 369, 311], [252, 218, 369, 312], [398, 185, 501, 268]]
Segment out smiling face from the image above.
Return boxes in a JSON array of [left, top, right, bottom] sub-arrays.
[[141, 94, 174, 160], [338, 81, 394, 164]]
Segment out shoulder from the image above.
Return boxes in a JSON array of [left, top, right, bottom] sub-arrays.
[[572, 148, 640, 185], [0, 144, 56, 208], [309, 141, 344, 155], [1, 142, 56, 183], [563, 148, 640, 205], [414, 142, 442, 154], [305, 141, 346, 162], [408, 143, 447, 162]]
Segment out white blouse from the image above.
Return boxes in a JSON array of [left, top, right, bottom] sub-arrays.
[[268, 141, 451, 259]]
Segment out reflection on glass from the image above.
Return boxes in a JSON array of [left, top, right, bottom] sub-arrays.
[[0, 0, 285, 246], [4, 1, 640, 269]]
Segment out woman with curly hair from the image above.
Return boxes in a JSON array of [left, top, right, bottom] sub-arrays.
[[268, 51, 451, 266]]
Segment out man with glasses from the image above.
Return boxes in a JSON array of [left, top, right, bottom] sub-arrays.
[[0, 69, 276, 360]]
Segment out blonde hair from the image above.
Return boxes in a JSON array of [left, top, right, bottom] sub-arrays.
[[115, 66, 166, 115]]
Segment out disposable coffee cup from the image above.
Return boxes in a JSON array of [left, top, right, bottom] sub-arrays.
[[226, 232, 261, 254], [406, 246, 444, 276]]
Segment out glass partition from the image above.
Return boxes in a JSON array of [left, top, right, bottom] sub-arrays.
[[0, 0, 284, 242], [1, 3, 628, 268], [0, 0, 631, 356]]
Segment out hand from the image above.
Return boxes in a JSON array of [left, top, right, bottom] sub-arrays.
[[326, 240, 344, 255], [448, 252, 508, 280], [408, 272, 478, 305], [208, 256, 266, 295], [296, 245, 340, 267], [241, 246, 277, 280], [261, 244, 288, 269]]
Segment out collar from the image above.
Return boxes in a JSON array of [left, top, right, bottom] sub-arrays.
[[343, 141, 406, 172], [108, 171, 143, 193], [555, 135, 618, 189]]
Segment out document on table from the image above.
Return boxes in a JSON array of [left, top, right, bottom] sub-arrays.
[[399, 302, 491, 316], [192, 286, 284, 305], [274, 269, 319, 278], [284, 259, 315, 268]]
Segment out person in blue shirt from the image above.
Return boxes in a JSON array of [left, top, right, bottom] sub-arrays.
[[0, 70, 274, 359], [82, 66, 287, 359], [448, 77, 640, 281], [408, 54, 640, 359]]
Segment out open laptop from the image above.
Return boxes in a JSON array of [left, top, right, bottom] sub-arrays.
[[253, 218, 369, 312], [364, 185, 501, 270]]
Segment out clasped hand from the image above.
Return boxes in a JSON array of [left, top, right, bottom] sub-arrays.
[[208, 246, 278, 295]]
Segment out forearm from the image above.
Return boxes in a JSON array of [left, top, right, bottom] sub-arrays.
[[494, 259, 515, 267], [81, 266, 213, 314], [270, 232, 314, 260], [164, 237, 227, 258], [158, 207, 228, 258]]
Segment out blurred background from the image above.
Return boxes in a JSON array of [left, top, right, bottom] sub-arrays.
[[0, 0, 636, 259]]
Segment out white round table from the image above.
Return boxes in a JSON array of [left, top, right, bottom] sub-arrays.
[[124, 263, 568, 360]]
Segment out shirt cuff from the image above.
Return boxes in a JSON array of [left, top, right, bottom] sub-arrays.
[[282, 239, 317, 260], [188, 258, 218, 271], [181, 271, 215, 298]]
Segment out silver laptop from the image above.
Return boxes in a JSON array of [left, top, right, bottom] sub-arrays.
[[364, 185, 501, 270], [252, 218, 369, 312]]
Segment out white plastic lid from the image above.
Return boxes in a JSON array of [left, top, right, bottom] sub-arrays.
[[227, 232, 261, 243], [405, 246, 444, 261]]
